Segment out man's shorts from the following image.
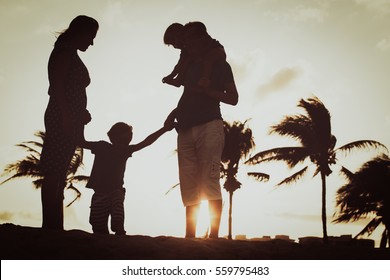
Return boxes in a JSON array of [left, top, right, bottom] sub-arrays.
[[177, 119, 224, 206]]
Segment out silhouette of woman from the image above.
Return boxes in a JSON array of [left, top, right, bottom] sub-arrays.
[[40, 15, 99, 230]]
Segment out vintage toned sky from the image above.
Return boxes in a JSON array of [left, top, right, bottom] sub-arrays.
[[0, 0, 389, 243]]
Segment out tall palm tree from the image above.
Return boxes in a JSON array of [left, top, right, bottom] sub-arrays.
[[221, 120, 269, 239], [333, 154, 390, 248], [246, 96, 386, 243], [1, 131, 89, 207]]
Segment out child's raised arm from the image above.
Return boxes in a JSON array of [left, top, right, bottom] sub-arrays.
[[131, 124, 174, 153], [79, 138, 95, 151]]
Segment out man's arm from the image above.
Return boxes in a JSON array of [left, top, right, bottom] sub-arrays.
[[131, 125, 173, 153], [164, 108, 178, 127], [204, 82, 239, 105]]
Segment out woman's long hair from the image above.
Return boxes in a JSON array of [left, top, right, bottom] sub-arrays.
[[55, 15, 99, 48]]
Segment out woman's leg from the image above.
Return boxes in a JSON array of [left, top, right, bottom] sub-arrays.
[[41, 173, 65, 230]]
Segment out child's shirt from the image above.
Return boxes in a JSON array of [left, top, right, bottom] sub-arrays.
[[86, 141, 134, 193]]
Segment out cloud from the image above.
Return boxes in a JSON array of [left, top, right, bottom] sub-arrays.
[[376, 37, 390, 50], [229, 49, 266, 82], [355, 0, 390, 15], [101, 1, 131, 28], [277, 212, 320, 222], [257, 67, 301, 96], [385, 115, 390, 126], [33, 24, 55, 36], [291, 5, 329, 22], [261, 1, 330, 23], [0, 69, 4, 86], [0, 211, 13, 221], [0, 211, 40, 223]]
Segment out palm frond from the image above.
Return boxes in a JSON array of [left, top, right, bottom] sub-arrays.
[[247, 172, 270, 182], [313, 164, 332, 178], [32, 178, 44, 189], [165, 183, 180, 195], [68, 147, 84, 176], [70, 175, 90, 183], [298, 96, 331, 139], [1, 130, 88, 204], [380, 229, 389, 248], [335, 140, 388, 156], [64, 184, 82, 207], [354, 217, 382, 238], [335, 154, 390, 216], [222, 120, 256, 164], [1, 156, 42, 185], [34, 130, 46, 140], [223, 176, 242, 193], [15, 143, 41, 157], [270, 114, 313, 145], [339, 166, 354, 181], [276, 166, 309, 186], [334, 181, 375, 220], [246, 146, 309, 168]]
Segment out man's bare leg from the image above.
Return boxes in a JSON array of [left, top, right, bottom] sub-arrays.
[[185, 204, 200, 238], [208, 199, 222, 238]]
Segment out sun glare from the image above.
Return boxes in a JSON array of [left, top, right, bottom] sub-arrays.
[[196, 201, 211, 238]]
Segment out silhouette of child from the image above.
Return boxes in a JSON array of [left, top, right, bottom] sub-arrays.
[[162, 22, 226, 89], [81, 122, 173, 235]]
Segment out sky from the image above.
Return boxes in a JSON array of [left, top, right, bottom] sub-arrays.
[[0, 0, 389, 245]]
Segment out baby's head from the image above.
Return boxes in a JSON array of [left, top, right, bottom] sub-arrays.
[[107, 122, 133, 145], [183, 21, 207, 39], [182, 21, 209, 54], [164, 23, 184, 49]]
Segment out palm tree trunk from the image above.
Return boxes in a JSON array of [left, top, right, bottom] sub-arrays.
[[228, 191, 233, 240], [380, 229, 388, 249], [321, 172, 328, 244]]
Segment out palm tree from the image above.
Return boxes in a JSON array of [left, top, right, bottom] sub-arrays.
[[221, 120, 269, 239], [246, 96, 387, 243], [333, 154, 390, 248], [1, 131, 89, 207]]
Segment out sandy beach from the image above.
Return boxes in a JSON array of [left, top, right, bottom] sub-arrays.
[[0, 223, 388, 260]]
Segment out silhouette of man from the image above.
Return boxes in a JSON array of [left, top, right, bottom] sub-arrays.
[[165, 22, 239, 238]]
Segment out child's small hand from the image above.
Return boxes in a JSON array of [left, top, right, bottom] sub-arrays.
[[163, 76, 182, 88], [162, 75, 170, 83]]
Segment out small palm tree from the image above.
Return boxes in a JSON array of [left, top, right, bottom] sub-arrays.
[[221, 120, 269, 239], [333, 154, 390, 248], [1, 131, 89, 207], [246, 96, 387, 243]]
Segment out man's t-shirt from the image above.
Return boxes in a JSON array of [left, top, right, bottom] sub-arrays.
[[176, 59, 235, 130]]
